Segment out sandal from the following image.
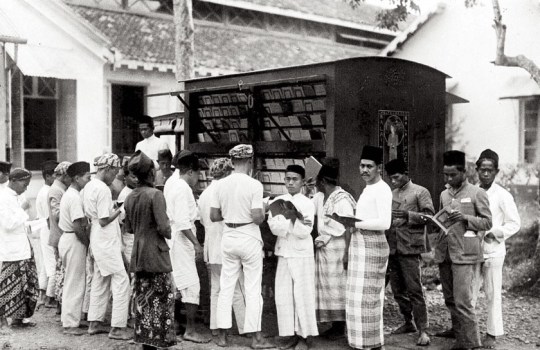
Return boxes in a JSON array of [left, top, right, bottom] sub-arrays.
[[11, 321, 37, 328]]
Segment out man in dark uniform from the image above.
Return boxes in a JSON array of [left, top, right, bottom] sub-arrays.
[[385, 158, 434, 346], [434, 150, 492, 350]]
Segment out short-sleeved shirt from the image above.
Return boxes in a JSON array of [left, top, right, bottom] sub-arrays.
[[59, 187, 85, 233], [135, 135, 169, 163], [210, 172, 263, 241], [47, 179, 67, 247], [35, 184, 50, 220], [199, 180, 224, 264]]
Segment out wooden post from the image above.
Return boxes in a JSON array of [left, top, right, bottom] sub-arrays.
[[0, 43, 7, 161]]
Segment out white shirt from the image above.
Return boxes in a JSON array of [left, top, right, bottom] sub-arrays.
[[164, 172, 198, 246], [211, 172, 264, 241], [268, 192, 315, 258], [0, 187, 31, 261], [117, 186, 133, 225], [59, 187, 85, 233], [354, 179, 392, 231], [135, 134, 169, 162], [483, 183, 521, 258], [199, 180, 224, 264], [36, 184, 51, 220]]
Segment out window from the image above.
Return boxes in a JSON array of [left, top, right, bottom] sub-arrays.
[[23, 76, 58, 170], [111, 84, 145, 158], [521, 97, 540, 164]]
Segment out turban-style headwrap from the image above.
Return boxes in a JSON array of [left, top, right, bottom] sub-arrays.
[[210, 158, 234, 178], [94, 153, 121, 170], [54, 161, 72, 176], [229, 144, 253, 159]]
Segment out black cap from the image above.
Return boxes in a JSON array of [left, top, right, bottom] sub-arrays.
[[128, 150, 155, 177], [0, 161, 12, 173], [318, 157, 340, 181], [385, 158, 407, 176], [477, 149, 499, 169], [41, 160, 59, 173], [157, 149, 173, 162], [138, 115, 154, 128], [361, 145, 383, 165], [285, 164, 305, 178], [443, 150, 466, 167], [175, 150, 200, 171], [9, 168, 32, 181], [67, 162, 90, 178]]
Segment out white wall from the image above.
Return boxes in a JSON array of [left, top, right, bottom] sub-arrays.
[[393, 0, 540, 165]]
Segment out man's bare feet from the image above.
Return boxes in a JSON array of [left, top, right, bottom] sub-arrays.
[[108, 327, 133, 340], [63, 327, 86, 336], [294, 338, 308, 350], [280, 336, 299, 349], [483, 334, 497, 349], [183, 331, 212, 343], [252, 332, 275, 349], [416, 331, 430, 346], [87, 321, 109, 335], [216, 330, 228, 347]]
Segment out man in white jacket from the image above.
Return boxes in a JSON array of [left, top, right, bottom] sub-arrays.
[[268, 164, 318, 350], [475, 149, 521, 349]]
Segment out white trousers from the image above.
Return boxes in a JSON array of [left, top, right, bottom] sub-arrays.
[[40, 227, 57, 298], [482, 256, 505, 336], [87, 259, 129, 328], [29, 236, 47, 290], [275, 256, 318, 338], [208, 264, 246, 333], [82, 252, 94, 314], [59, 234, 87, 327], [217, 232, 263, 333]]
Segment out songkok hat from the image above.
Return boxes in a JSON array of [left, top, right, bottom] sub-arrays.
[[318, 157, 340, 181], [138, 115, 154, 128], [476, 149, 499, 168], [210, 158, 234, 178], [175, 150, 200, 170], [157, 149, 173, 162], [286, 164, 305, 178], [385, 158, 408, 176], [0, 161, 12, 173], [41, 160, 59, 173], [94, 153, 121, 170], [443, 150, 466, 167], [9, 168, 32, 181], [54, 161, 72, 175], [128, 150, 154, 177], [361, 145, 383, 165], [67, 162, 90, 178], [229, 144, 253, 159]]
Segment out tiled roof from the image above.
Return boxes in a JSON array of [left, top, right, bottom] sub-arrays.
[[68, 4, 377, 72]]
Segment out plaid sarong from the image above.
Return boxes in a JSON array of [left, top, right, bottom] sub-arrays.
[[346, 230, 389, 349], [0, 258, 38, 319]]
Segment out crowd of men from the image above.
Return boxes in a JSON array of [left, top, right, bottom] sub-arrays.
[[0, 116, 521, 350]]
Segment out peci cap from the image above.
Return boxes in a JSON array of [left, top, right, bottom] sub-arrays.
[[128, 150, 155, 177], [443, 150, 466, 167], [229, 144, 253, 159], [317, 157, 340, 181], [361, 145, 383, 165], [285, 164, 305, 178], [476, 149, 499, 169], [385, 158, 408, 176], [157, 149, 173, 162], [41, 160, 59, 173], [67, 162, 90, 178], [9, 168, 32, 181], [0, 161, 12, 174]]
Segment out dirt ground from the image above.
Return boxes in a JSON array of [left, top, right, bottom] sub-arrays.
[[2, 286, 539, 350]]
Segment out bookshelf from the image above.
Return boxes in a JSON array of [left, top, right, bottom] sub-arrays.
[[179, 57, 450, 200]]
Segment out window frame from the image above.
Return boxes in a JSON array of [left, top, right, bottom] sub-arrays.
[[519, 96, 540, 164]]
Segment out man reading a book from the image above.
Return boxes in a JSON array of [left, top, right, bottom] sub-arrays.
[[384, 158, 434, 346], [434, 150, 492, 350], [267, 165, 318, 350], [475, 149, 520, 349]]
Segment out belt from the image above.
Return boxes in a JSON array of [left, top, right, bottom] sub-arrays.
[[63, 231, 75, 234], [225, 222, 252, 228]]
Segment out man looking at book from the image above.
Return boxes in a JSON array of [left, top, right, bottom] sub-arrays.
[[384, 158, 434, 346], [268, 164, 318, 350], [434, 150, 492, 350], [475, 149, 520, 349], [210, 144, 274, 349], [311, 157, 355, 339]]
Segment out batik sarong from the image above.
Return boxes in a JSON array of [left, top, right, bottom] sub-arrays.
[[133, 271, 176, 348], [0, 258, 38, 319], [346, 230, 389, 349]]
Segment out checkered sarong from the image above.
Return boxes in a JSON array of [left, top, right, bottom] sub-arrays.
[[346, 230, 389, 349]]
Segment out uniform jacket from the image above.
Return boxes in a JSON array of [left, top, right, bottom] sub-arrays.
[[386, 181, 435, 255], [434, 180, 492, 264]]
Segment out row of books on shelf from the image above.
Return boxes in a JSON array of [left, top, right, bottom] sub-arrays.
[[263, 183, 288, 195], [198, 92, 248, 106], [201, 118, 249, 131], [262, 128, 325, 141], [198, 105, 248, 118], [263, 114, 325, 128], [264, 157, 305, 170], [197, 130, 249, 143], [260, 84, 326, 101], [263, 99, 325, 114]]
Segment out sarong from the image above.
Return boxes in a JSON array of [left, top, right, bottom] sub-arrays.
[[346, 230, 389, 349], [0, 258, 38, 319], [54, 253, 65, 302], [133, 272, 176, 348]]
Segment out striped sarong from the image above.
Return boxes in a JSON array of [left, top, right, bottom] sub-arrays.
[[0, 258, 38, 319], [346, 230, 389, 349]]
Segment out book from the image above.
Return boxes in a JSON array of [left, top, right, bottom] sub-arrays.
[[268, 199, 302, 219], [228, 130, 239, 142], [420, 207, 454, 234], [325, 213, 362, 227], [314, 83, 326, 96], [293, 86, 305, 98], [212, 95, 221, 104], [281, 87, 293, 99], [304, 156, 322, 181]]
